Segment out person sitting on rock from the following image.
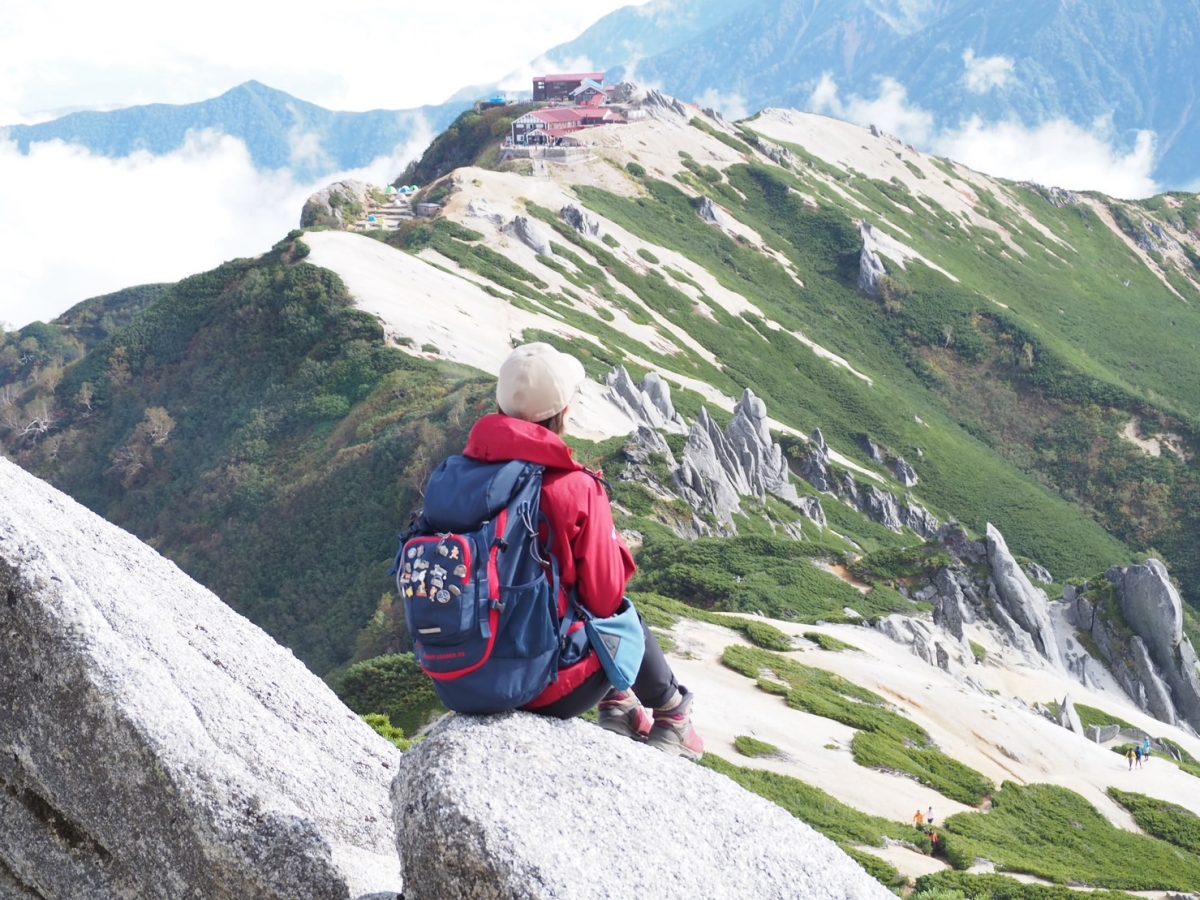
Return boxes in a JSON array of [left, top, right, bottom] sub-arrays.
[[461, 342, 704, 759]]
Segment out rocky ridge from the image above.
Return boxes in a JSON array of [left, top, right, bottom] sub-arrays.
[[800, 429, 938, 538]]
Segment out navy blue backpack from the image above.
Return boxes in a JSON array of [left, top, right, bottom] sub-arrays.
[[391, 455, 573, 714]]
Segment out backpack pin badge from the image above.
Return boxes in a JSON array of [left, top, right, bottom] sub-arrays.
[[453, 564, 467, 578], [437, 543, 450, 557], [436, 589, 451, 604]]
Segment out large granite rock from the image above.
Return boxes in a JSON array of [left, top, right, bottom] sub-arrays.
[[1113, 560, 1184, 665], [641, 89, 691, 123], [392, 713, 892, 900], [697, 197, 727, 227], [0, 458, 402, 899], [1059, 695, 1084, 735], [504, 215, 552, 256], [1128, 636, 1179, 724], [875, 615, 962, 672], [985, 524, 1062, 668], [300, 180, 372, 229], [931, 568, 969, 640], [893, 456, 919, 487], [1109, 560, 1200, 731]]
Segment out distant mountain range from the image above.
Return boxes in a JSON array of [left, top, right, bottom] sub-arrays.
[[546, 0, 1200, 189], [5, 1, 1197, 190], [2, 81, 469, 179]]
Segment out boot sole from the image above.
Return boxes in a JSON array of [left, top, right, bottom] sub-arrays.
[[646, 733, 704, 761], [598, 718, 650, 741]]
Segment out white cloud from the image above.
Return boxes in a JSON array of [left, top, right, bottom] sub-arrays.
[[0, 1, 646, 117], [808, 74, 1161, 198], [634, 0, 676, 17], [962, 49, 1015, 93], [695, 89, 748, 122], [934, 116, 1159, 199], [287, 124, 332, 171], [809, 73, 934, 145], [0, 120, 433, 330]]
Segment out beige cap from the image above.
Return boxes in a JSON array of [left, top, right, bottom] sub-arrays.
[[496, 342, 586, 422]]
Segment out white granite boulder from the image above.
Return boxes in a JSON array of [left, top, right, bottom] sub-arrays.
[[392, 712, 893, 900], [0, 458, 402, 899]]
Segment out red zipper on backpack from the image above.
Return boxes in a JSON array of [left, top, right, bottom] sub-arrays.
[[426, 508, 506, 681]]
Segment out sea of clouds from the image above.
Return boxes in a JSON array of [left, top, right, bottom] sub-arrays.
[[0, 123, 431, 330]]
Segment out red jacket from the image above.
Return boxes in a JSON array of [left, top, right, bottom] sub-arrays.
[[463, 414, 636, 707]]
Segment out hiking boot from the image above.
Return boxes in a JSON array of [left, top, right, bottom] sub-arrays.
[[598, 690, 652, 741], [647, 689, 704, 760]]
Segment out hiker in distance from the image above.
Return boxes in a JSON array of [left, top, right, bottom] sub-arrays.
[[396, 342, 704, 759]]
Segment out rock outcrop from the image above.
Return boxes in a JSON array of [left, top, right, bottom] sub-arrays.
[[559, 204, 601, 237], [1059, 695, 1084, 735], [300, 180, 372, 229], [697, 196, 727, 227], [605, 366, 687, 433], [1108, 560, 1200, 731], [641, 89, 691, 123], [674, 390, 802, 527], [0, 459, 402, 899], [392, 713, 892, 900], [858, 223, 889, 297], [985, 524, 1062, 668], [875, 615, 962, 672], [799, 430, 938, 538], [466, 198, 505, 228], [504, 215, 552, 256], [893, 456, 919, 487], [1025, 562, 1054, 585]]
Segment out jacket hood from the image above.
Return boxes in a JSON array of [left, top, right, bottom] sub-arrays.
[[463, 414, 584, 472]]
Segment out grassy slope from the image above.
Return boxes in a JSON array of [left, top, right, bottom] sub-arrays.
[[939, 782, 1200, 891], [4, 235, 493, 673], [560, 169, 1129, 578]]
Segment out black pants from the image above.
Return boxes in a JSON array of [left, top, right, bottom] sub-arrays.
[[533, 619, 680, 719]]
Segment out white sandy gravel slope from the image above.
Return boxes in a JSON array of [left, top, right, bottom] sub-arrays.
[[302, 227, 888, 484], [303, 230, 639, 441], [668, 616, 1200, 841], [745, 109, 1072, 256]]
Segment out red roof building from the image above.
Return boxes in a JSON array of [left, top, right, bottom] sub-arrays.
[[532, 72, 605, 102], [509, 106, 626, 145], [510, 107, 586, 144]]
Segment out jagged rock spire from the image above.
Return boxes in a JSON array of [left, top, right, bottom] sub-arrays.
[[985, 523, 1063, 669], [674, 389, 803, 526], [605, 366, 686, 433]]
